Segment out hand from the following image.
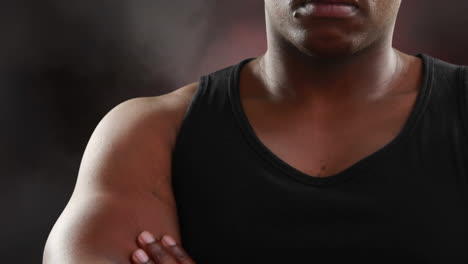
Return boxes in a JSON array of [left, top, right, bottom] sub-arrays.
[[131, 231, 196, 264]]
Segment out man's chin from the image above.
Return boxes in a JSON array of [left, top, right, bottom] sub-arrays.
[[295, 39, 361, 60]]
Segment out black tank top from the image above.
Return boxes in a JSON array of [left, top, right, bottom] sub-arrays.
[[171, 54, 468, 263]]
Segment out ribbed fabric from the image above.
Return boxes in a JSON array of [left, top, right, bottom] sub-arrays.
[[171, 54, 468, 263]]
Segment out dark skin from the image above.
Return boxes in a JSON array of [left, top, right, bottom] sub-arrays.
[[132, 0, 423, 261], [241, 0, 422, 177]]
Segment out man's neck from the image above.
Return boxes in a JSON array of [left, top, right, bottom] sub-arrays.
[[256, 41, 409, 108]]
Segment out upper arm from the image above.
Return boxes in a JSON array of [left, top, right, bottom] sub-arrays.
[[43, 87, 196, 263]]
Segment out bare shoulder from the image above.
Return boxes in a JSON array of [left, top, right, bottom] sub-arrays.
[[97, 81, 199, 151], [76, 81, 200, 197], [127, 81, 199, 147], [151, 81, 200, 146]]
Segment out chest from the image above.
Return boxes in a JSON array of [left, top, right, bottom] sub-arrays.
[[241, 92, 418, 177]]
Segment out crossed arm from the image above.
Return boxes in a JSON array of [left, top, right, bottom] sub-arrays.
[[43, 95, 197, 264]]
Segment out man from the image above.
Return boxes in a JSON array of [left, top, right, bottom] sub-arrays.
[[44, 0, 468, 263]]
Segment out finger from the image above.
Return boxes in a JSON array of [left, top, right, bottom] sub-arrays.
[[138, 231, 179, 264], [161, 235, 196, 264], [131, 248, 156, 264]]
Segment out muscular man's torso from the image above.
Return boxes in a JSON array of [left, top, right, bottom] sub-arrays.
[[166, 52, 423, 178]]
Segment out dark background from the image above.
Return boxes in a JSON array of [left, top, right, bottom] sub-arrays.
[[1, 0, 467, 262]]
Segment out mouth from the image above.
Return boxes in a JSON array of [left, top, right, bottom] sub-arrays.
[[296, 0, 359, 9]]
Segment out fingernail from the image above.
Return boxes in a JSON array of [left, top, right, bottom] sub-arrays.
[[140, 231, 155, 244], [162, 235, 177, 246], [135, 249, 149, 263]]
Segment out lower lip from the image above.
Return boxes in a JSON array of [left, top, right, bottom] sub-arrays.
[[294, 3, 358, 18]]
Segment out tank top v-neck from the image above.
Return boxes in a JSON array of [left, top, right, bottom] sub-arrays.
[[170, 54, 468, 263]]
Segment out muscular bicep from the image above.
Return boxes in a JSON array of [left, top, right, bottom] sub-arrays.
[[44, 97, 182, 263]]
